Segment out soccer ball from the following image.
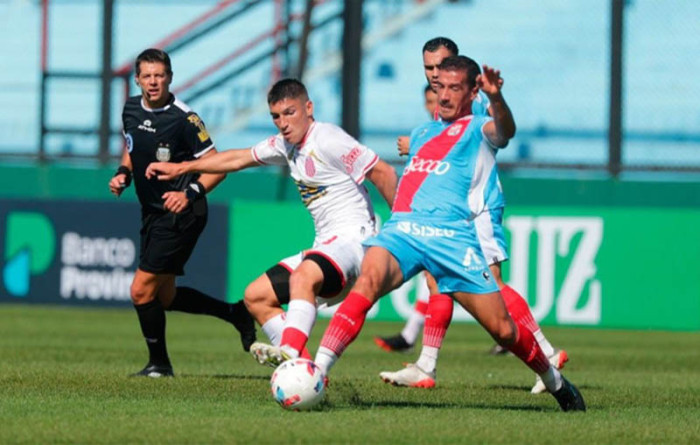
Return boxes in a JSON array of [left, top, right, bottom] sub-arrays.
[[270, 358, 326, 411]]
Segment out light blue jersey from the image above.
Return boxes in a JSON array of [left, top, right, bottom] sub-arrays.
[[423, 91, 504, 213], [472, 91, 490, 117], [395, 115, 504, 220]]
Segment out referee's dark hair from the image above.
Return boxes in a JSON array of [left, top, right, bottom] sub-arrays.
[[437, 55, 481, 89], [422, 37, 459, 56], [267, 78, 309, 104], [135, 48, 172, 76]]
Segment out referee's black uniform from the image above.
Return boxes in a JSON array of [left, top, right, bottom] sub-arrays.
[[122, 94, 213, 276]]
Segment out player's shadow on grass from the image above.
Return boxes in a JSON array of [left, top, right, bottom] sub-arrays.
[[331, 384, 550, 412], [487, 383, 532, 391], [343, 399, 549, 412], [178, 373, 269, 381], [488, 383, 601, 391]]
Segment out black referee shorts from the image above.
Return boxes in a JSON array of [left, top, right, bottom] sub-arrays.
[[139, 209, 207, 276]]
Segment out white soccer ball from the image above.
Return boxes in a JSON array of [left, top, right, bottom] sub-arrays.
[[270, 358, 326, 411]]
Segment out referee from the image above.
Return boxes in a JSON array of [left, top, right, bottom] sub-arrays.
[[108, 48, 255, 377]]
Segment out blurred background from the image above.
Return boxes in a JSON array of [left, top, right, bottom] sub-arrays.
[[0, 0, 698, 330], [2, 0, 700, 172]]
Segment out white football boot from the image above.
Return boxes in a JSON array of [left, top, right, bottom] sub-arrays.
[[531, 349, 569, 394], [379, 363, 436, 388], [250, 342, 291, 368]]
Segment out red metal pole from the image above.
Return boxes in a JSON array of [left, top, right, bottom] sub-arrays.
[[41, 0, 48, 71]]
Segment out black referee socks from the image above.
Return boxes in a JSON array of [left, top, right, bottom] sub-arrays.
[[133, 299, 170, 367]]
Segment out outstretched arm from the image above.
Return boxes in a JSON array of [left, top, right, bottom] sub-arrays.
[[192, 149, 226, 192], [146, 148, 258, 180], [159, 149, 228, 214], [479, 65, 516, 147], [365, 159, 398, 208]]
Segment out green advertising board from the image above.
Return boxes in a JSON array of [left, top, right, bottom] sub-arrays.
[[1, 164, 698, 330], [227, 200, 700, 331]]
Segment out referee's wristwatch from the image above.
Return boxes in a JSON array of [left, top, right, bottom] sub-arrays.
[[184, 181, 205, 202]]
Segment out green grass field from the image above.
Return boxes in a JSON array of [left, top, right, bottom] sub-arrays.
[[1, 304, 699, 444]]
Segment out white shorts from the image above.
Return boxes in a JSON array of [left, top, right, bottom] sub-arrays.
[[473, 208, 509, 266], [279, 223, 375, 308]]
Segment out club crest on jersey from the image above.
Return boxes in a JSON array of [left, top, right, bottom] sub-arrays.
[[156, 143, 171, 162], [447, 124, 463, 136], [305, 156, 316, 176]]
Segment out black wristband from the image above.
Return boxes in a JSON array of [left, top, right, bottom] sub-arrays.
[[114, 165, 132, 187], [184, 181, 205, 202]]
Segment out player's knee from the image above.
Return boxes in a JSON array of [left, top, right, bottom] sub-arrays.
[[426, 280, 439, 295], [243, 282, 274, 316], [130, 281, 155, 305], [353, 272, 382, 298], [489, 318, 516, 346], [243, 283, 262, 310], [288, 269, 317, 296]]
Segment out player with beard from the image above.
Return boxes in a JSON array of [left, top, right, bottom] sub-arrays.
[[312, 56, 585, 412]]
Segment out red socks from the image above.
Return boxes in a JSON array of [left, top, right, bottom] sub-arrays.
[[280, 327, 311, 358], [500, 285, 540, 334], [414, 300, 429, 315], [422, 293, 453, 348], [299, 348, 312, 359], [319, 291, 373, 356], [507, 321, 550, 374]]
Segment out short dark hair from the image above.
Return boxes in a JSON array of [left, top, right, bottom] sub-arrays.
[[267, 78, 309, 104], [135, 48, 172, 76], [438, 55, 481, 89], [424, 84, 434, 94], [422, 37, 459, 56]]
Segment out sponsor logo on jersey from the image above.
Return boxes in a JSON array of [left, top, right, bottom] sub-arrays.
[[341, 146, 362, 174], [403, 156, 451, 175], [396, 221, 455, 238], [138, 120, 156, 133], [447, 123, 463, 136]]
